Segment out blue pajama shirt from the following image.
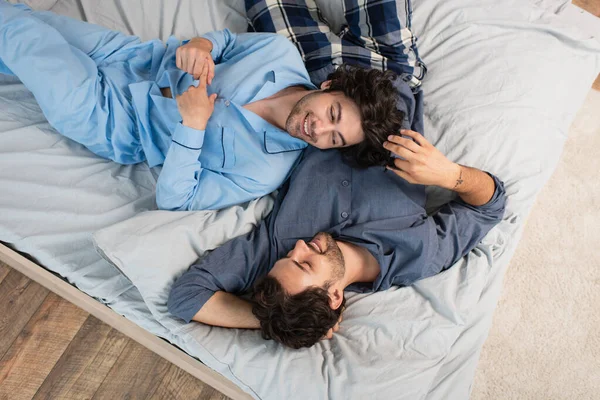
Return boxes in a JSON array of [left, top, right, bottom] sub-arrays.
[[0, 1, 314, 211]]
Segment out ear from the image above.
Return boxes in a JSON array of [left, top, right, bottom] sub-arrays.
[[320, 80, 332, 90], [328, 286, 344, 310]]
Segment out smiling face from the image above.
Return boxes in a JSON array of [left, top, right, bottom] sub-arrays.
[[268, 232, 345, 296], [285, 91, 365, 149]]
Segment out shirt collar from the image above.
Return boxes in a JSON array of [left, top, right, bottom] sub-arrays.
[[250, 70, 277, 104], [264, 130, 308, 154]]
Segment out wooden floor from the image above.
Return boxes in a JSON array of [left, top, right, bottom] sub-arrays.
[[0, 261, 230, 400], [572, 0, 600, 89]]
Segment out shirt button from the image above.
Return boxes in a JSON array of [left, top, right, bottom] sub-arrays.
[[225, 100, 231, 107], [341, 180, 350, 187], [341, 212, 349, 219]]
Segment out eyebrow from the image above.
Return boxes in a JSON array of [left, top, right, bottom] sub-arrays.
[[336, 102, 347, 146]]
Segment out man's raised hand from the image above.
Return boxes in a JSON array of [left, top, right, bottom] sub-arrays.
[[176, 62, 217, 131], [176, 37, 215, 84], [383, 129, 461, 190]]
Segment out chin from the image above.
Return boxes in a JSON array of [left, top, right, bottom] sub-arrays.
[[288, 119, 304, 141]]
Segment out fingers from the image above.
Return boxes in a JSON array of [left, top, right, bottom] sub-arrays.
[[390, 158, 410, 171], [192, 58, 204, 80], [332, 322, 340, 333], [383, 142, 415, 160], [398, 129, 428, 146], [322, 328, 333, 340], [209, 93, 218, 104], [176, 47, 183, 71], [198, 60, 209, 87], [208, 59, 215, 85], [386, 163, 414, 183], [386, 134, 421, 153], [177, 45, 215, 83], [187, 55, 197, 79]]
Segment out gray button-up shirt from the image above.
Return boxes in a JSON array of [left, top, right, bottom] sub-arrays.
[[168, 147, 506, 323]]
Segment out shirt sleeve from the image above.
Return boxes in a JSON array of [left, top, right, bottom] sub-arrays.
[[155, 123, 268, 211], [425, 173, 507, 275], [199, 29, 236, 64], [167, 222, 272, 323]]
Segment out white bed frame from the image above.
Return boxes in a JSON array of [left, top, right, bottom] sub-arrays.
[[0, 242, 252, 400]]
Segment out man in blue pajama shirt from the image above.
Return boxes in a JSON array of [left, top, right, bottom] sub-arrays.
[[0, 1, 408, 210]]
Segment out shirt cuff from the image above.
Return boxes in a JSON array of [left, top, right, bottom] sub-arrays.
[[480, 173, 506, 209], [200, 29, 231, 62], [172, 122, 206, 150]]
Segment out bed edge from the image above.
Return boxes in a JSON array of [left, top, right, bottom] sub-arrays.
[[0, 242, 253, 400]]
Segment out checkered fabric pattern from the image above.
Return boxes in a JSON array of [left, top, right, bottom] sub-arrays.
[[245, 0, 426, 91]]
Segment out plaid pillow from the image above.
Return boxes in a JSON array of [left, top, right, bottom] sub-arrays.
[[245, 0, 426, 90]]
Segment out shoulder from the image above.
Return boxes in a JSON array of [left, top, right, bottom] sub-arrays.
[[236, 32, 293, 47], [245, 33, 299, 58]]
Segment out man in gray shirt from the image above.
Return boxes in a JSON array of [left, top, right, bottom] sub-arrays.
[[168, 130, 506, 348]]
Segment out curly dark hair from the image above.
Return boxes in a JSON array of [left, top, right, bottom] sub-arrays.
[[252, 275, 346, 349], [325, 64, 405, 168]]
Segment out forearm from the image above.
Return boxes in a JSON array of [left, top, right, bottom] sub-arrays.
[[155, 124, 204, 211], [191, 291, 260, 329], [444, 164, 496, 207]]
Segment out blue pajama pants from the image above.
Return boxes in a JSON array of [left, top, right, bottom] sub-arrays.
[[0, 1, 160, 164]]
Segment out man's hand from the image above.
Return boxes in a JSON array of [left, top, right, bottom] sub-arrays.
[[322, 310, 343, 340], [176, 62, 217, 131], [383, 129, 461, 190], [385, 129, 496, 206], [176, 37, 215, 83]]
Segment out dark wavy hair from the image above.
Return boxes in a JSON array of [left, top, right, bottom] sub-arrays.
[[325, 64, 405, 168], [252, 276, 346, 349]]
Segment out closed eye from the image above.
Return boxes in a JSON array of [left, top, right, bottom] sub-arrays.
[[287, 257, 307, 272], [335, 102, 347, 147], [330, 106, 337, 146]]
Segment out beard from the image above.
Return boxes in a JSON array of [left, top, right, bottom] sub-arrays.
[[285, 92, 319, 144], [312, 232, 345, 281]]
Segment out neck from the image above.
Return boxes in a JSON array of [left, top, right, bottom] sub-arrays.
[[336, 240, 381, 288], [258, 86, 315, 130]]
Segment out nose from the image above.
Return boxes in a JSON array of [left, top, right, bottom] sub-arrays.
[[290, 240, 311, 258]]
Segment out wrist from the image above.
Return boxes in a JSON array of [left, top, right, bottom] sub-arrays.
[[190, 37, 213, 53], [445, 163, 464, 192], [182, 118, 207, 131]]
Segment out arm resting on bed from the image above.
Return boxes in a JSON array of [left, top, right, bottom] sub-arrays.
[[168, 223, 272, 324], [191, 291, 259, 329], [426, 172, 506, 272]]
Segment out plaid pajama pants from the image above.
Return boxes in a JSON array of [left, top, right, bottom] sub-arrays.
[[245, 0, 426, 91]]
